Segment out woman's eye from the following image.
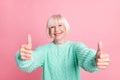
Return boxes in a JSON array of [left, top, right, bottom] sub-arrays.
[[59, 25, 62, 27], [50, 26, 54, 28]]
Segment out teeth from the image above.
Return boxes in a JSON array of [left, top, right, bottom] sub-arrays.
[[55, 33, 62, 35], [55, 33, 61, 34]]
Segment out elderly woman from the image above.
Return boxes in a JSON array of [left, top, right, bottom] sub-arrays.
[[15, 14, 110, 80]]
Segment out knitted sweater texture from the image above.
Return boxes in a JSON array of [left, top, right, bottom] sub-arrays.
[[15, 41, 99, 80]]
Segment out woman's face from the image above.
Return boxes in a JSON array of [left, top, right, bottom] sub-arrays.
[[49, 24, 67, 41]]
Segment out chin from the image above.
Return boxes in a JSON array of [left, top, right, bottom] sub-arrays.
[[55, 36, 65, 40]]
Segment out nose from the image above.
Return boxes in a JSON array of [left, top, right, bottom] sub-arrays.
[[55, 26, 59, 32]]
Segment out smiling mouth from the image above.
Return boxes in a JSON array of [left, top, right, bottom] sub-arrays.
[[54, 32, 63, 36]]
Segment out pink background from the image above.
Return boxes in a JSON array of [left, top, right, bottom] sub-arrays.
[[0, 0, 120, 80]]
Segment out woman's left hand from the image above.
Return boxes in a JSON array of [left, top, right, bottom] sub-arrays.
[[96, 41, 110, 69]]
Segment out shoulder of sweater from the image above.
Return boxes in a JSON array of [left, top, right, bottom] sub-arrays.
[[34, 42, 52, 50], [70, 41, 88, 48], [70, 41, 86, 45], [34, 41, 87, 49]]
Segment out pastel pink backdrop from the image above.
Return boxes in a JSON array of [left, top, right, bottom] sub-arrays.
[[0, 0, 120, 80]]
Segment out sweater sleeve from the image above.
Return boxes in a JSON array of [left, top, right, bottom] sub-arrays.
[[74, 42, 99, 72], [15, 46, 45, 72]]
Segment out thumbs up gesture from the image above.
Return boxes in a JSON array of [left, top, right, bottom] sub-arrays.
[[20, 34, 33, 60], [96, 41, 110, 69]]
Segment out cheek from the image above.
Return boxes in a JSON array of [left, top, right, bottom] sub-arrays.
[[49, 29, 53, 33], [49, 29, 55, 37], [61, 27, 66, 33]]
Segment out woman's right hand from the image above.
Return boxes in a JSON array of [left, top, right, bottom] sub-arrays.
[[20, 34, 33, 60]]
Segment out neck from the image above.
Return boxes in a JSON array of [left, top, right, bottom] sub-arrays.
[[53, 39, 66, 44]]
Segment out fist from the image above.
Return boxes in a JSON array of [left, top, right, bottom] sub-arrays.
[[96, 41, 110, 69], [20, 34, 33, 60]]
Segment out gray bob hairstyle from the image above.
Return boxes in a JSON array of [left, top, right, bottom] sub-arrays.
[[46, 14, 70, 37]]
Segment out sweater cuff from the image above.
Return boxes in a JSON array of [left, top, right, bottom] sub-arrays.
[[15, 50, 34, 72], [83, 49, 100, 72]]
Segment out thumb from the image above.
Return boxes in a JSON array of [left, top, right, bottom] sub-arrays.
[[27, 34, 32, 49], [96, 41, 102, 58]]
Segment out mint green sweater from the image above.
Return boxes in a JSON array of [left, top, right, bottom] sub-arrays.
[[15, 41, 99, 80]]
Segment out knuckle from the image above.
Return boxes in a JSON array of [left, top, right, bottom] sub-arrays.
[[21, 56, 25, 60], [96, 62, 99, 66], [20, 48, 24, 52]]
